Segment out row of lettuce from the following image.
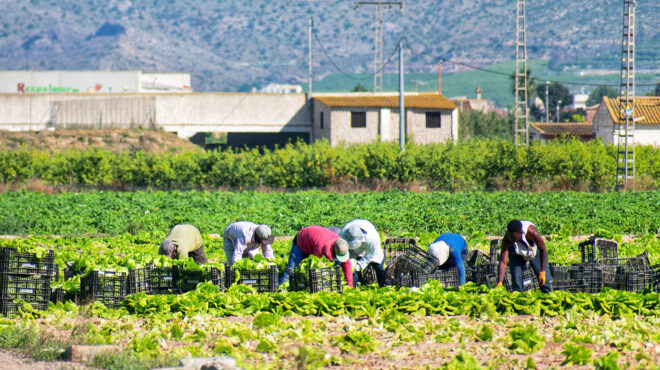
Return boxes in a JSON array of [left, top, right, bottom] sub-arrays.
[[1, 139, 659, 190]]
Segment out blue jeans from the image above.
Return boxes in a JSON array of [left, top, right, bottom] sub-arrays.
[[279, 243, 308, 285], [354, 260, 386, 287], [509, 247, 553, 293]]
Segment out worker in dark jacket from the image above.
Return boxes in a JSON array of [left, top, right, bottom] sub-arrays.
[[158, 224, 207, 264]]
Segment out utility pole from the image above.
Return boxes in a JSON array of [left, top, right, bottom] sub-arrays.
[[398, 39, 405, 153], [355, 1, 403, 93], [514, 0, 529, 145], [308, 17, 313, 98], [616, 0, 636, 190], [545, 81, 549, 123], [556, 100, 561, 123]]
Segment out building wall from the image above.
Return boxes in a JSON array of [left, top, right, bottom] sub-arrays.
[[592, 104, 614, 144], [405, 108, 454, 144], [633, 125, 660, 146], [0, 93, 312, 137], [328, 108, 380, 145], [155, 93, 311, 138], [312, 101, 332, 143]]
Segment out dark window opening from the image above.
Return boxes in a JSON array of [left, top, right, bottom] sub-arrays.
[[426, 112, 442, 128], [351, 111, 366, 128], [320, 111, 324, 129]]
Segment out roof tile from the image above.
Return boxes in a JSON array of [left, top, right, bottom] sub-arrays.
[[314, 93, 456, 110]]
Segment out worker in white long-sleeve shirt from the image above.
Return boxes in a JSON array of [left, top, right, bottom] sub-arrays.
[[340, 218, 385, 287], [223, 221, 275, 267]]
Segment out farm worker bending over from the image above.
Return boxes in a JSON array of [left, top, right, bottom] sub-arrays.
[[340, 219, 386, 287], [223, 221, 275, 267], [428, 233, 468, 286], [158, 224, 208, 264], [496, 220, 553, 293], [278, 225, 352, 286]]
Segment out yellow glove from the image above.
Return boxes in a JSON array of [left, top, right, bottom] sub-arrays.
[[539, 271, 546, 285], [350, 259, 358, 273], [495, 282, 503, 288]]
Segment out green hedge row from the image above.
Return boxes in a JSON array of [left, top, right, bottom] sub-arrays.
[[1, 139, 658, 190]]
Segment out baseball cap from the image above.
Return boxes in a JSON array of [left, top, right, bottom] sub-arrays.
[[255, 224, 274, 244], [333, 238, 350, 263]]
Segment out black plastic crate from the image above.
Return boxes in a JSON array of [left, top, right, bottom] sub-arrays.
[[489, 240, 501, 264], [358, 264, 379, 286], [0, 300, 49, 316], [504, 267, 539, 292], [467, 250, 489, 267], [579, 237, 618, 264], [384, 256, 406, 286], [383, 238, 417, 264], [550, 263, 571, 281], [569, 265, 604, 293], [173, 266, 223, 293], [398, 245, 438, 274], [0, 274, 51, 305], [227, 265, 278, 293], [149, 267, 174, 294], [50, 288, 68, 304], [553, 279, 588, 293], [127, 268, 151, 295], [472, 263, 497, 286], [80, 270, 127, 309], [598, 255, 650, 271], [290, 266, 343, 293], [622, 269, 653, 293], [0, 247, 55, 277], [411, 267, 459, 289]]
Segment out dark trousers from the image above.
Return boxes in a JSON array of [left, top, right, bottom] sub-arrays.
[[509, 247, 552, 293], [189, 245, 208, 264], [354, 260, 386, 287]]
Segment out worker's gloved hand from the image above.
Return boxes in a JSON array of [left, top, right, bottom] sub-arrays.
[[495, 282, 503, 288], [539, 271, 546, 285], [350, 259, 359, 273]]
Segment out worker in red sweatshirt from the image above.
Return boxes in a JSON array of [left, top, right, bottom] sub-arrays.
[[278, 225, 353, 287]]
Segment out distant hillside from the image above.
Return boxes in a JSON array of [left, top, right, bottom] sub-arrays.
[[1, 0, 659, 98]]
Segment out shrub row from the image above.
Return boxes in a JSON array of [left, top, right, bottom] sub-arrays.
[[0, 139, 658, 191]]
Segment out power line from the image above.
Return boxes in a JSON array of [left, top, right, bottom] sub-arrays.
[[313, 32, 401, 81], [407, 47, 658, 87]]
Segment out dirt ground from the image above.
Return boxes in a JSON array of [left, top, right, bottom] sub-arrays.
[[0, 128, 199, 153], [0, 350, 88, 370]]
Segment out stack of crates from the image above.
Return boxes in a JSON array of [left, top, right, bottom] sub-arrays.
[[290, 266, 343, 293], [503, 266, 540, 292], [173, 265, 223, 293], [80, 270, 127, 309], [652, 265, 660, 293], [597, 250, 652, 292], [226, 264, 278, 293], [383, 238, 417, 264], [127, 267, 151, 295], [0, 247, 55, 315], [387, 246, 459, 289], [149, 266, 174, 294], [410, 267, 460, 289]]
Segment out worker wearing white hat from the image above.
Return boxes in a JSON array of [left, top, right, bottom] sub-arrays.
[[223, 221, 275, 267], [428, 233, 468, 285], [340, 218, 386, 287]]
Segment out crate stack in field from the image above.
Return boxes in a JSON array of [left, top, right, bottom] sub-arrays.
[[226, 264, 279, 293], [385, 241, 460, 289], [289, 265, 343, 293], [0, 247, 55, 315], [127, 265, 225, 296]]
